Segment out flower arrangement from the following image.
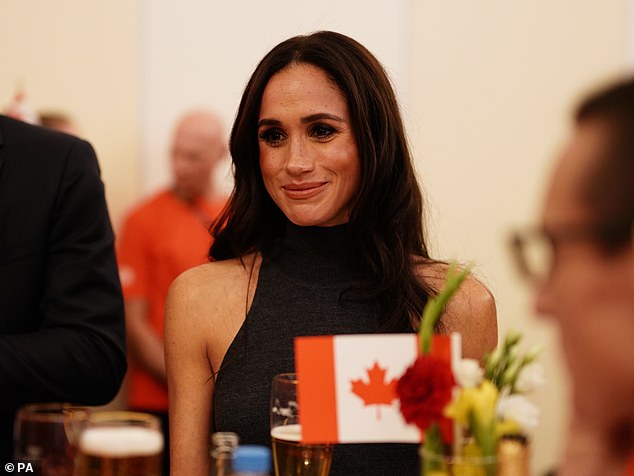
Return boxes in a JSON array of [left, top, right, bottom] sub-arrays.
[[396, 264, 543, 476]]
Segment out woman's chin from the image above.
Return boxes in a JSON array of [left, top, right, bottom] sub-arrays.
[[286, 215, 348, 228]]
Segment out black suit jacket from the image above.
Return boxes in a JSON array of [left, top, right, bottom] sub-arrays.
[[0, 115, 126, 459]]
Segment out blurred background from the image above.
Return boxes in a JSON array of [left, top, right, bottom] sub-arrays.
[[2, 1, 632, 473]]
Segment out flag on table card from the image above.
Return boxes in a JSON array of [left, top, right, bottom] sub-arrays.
[[294, 333, 460, 444]]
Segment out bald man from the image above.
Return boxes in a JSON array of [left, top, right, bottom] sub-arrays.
[[117, 111, 228, 474]]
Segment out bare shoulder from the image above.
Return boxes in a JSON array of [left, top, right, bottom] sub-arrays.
[[168, 258, 252, 305], [165, 254, 261, 367], [415, 261, 498, 360], [168, 255, 259, 320]]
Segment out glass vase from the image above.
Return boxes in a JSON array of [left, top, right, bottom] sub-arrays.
[[420, 435, 530, 476], [420, 445, 497, 476]]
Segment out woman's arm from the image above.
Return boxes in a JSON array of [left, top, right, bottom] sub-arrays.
[[165, 267, 215, 476], [441, 274, 498, 360], [165, 257, 256, 476]]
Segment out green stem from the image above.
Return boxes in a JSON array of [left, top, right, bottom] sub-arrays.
[[420, 263, 472, 354]]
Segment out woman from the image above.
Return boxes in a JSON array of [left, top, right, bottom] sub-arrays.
[[166, 31, 497, 476]]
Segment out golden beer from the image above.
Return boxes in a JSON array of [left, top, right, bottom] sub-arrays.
[[75, 426, 163, 476], [271, 425, 332, 476]]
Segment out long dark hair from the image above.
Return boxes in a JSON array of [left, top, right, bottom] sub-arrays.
[[210, 31, 434, 330]]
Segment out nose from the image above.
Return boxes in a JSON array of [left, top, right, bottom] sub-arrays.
[[172, 153, 190, 176], [285, 137, 314, 175]]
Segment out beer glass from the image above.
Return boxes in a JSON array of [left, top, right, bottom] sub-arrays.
[[74, 411, 164, 476], [14, 403, 89, 476], [270, 373, 332, 476]]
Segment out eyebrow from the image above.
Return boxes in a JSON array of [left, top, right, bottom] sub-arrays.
[[257, 113, 346, 128]]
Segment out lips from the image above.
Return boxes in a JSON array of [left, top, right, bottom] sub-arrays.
[[282, 182, 327, 199]]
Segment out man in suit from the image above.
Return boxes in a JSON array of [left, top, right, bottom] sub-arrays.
[[0, 115, 127, 460]]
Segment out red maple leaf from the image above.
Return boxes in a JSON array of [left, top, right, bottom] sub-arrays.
[[350, 361, 398, 420]]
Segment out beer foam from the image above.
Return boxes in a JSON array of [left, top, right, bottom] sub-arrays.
[[79, 427, 164, 457], [270, 424, 302, 442]]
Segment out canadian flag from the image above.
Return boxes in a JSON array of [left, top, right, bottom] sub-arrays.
[[295, 333, 460, 444]]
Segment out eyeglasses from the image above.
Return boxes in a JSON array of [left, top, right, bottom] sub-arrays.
[[509, 222, 633, 283]]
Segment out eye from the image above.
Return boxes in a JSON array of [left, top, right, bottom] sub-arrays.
[[310, 124, 337, 140], [258, 128, 286, 146]]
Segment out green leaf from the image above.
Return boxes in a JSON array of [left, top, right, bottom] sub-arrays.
[[420, 262, 472, 354]]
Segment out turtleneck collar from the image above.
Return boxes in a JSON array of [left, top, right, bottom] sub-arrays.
[[266, 220, 364, 286]]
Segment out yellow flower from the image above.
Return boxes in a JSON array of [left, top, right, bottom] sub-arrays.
[[495, 419, 521, 438], [444, 381, 500, 459], [444, 381, 499, 428], [444, 390, 470, 426], [470, 381, 498, 427]]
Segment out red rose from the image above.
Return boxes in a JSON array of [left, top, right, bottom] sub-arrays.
[[396, 355, 455, 436]]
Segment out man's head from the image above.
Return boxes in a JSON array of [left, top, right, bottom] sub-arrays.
[[536, 78, 634, 421], [39, 111, 80, 136], [170, 110, 226, 201]]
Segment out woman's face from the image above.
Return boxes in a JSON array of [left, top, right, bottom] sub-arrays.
[[258, 63, 360, 227]]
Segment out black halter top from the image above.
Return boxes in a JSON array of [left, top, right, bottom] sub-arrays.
[[213, 222, 418, 475]]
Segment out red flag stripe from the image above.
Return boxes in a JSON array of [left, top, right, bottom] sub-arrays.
[[295, 336, 338, 443], [430, 334, 452, 365]]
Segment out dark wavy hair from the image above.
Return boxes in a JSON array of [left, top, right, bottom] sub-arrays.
[[210, 31, 434, 331]]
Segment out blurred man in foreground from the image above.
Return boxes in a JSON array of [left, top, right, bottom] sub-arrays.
[[511, 78, 634, 475], [117, 110, 228, 474]]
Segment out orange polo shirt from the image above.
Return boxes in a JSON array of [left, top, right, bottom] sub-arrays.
[[117, 189, 225, 410]]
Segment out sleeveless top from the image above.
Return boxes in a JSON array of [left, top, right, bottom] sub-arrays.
[[213, 222, 419, 475]]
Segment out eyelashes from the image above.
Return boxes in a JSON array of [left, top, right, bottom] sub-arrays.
[[258, 124, 339, 147], [258, 128, 285, 146], [311, 124, 337, 139]]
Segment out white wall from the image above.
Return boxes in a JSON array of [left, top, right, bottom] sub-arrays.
[[628, 0, 634, 67], [138, 0, 409, 198], [408, 2, 626, 473], [0, 1, 140, 226]]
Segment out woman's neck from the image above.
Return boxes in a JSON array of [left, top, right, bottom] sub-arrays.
[[266, 220, 364, 285]]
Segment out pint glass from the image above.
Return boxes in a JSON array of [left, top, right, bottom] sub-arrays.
[[74, 411, 163, 476], [14, 402, 90, 476], [270, 373, 332, 476]]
